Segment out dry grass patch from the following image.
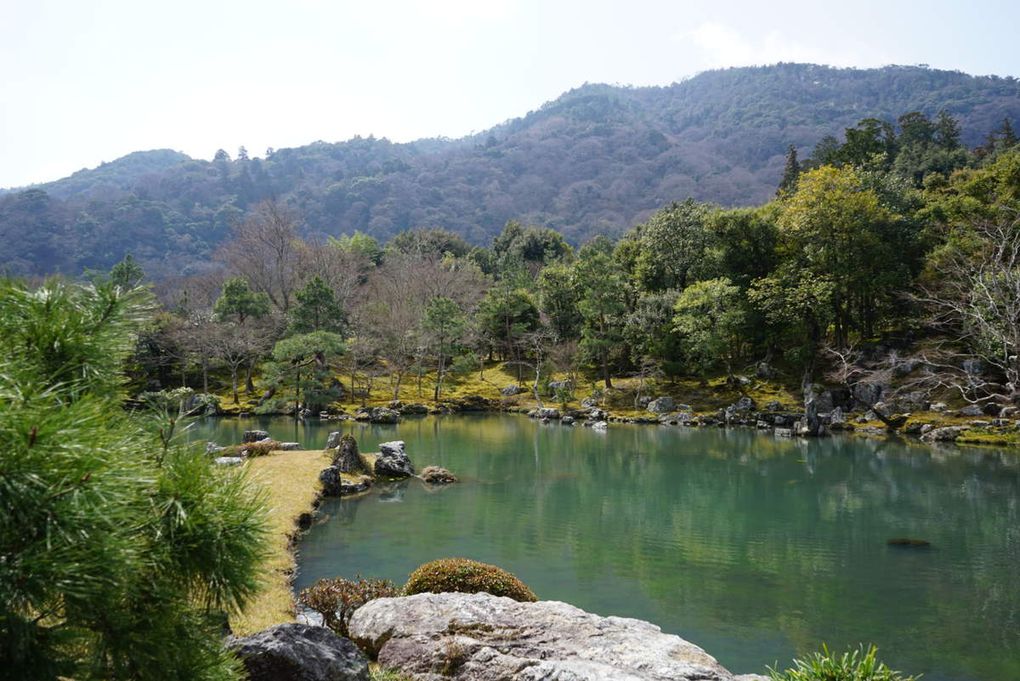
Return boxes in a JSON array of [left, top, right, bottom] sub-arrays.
[[230, 449, 331, 636]]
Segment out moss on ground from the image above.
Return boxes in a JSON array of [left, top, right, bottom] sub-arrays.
[[230, 449, 330, 636]]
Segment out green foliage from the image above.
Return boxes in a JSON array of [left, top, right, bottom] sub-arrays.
[[268, 331, 346, 412], [403, 558, 537, 602], [330, 230, 383, 265], [214, 277, 270, 325], [634, 199, 715, 292], [0, 279, 269, 680], [673, 277, 745, 378], [768, 644, 918, 681], [297, 576, 399, 638], [290, 275, 346, 334]]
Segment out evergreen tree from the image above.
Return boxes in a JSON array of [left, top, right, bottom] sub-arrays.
[[777, 145, 800, 196], [0, 279, 268, 680], [290, 276, 346, 334], [214, 277, 270, 325]]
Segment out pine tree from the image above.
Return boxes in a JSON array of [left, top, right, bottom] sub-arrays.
[[0, 279, 269, 680], [777, 145, 801, 195]]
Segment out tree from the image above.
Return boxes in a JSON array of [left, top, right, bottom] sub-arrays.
[[214, 277, 270, 325], [574, 238, 628, 388], [673, 277, 745, 381], [0, 279, 268, 680], [218, 200, 302, 312], [537, 263, 582, 341], [777, 145, 800, 195], [269, 331, 346, 414], [634, 199, 715, 292], [422, 297, 466, 401], [290, 276, 346, 334], [109, 254, 145, 288], [475, 284, 540, 375]]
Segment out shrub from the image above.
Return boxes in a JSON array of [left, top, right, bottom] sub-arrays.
[[403, 558, 537, 602], [297, 575, 399, 638], [768, 644, 918, 681]]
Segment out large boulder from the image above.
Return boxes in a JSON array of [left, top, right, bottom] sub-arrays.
[[420, 466, 458, 484], [319, 465, 372, 497], [646, 396, 675, 414], [920, 426, 967, 442], [228, 623, 369, 681], [348, 592, 749, 681], [333, 433, 370, 475], [325, 431, 343, 450], [374, 441, 414, 478]]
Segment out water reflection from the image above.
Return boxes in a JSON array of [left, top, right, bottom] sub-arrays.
[[192, 415, 1020, 681]]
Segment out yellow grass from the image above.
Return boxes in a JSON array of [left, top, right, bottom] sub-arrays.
[[230, 449, 331, 636]]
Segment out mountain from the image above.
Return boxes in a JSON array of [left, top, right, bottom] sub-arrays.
[[3, 63, 1020, 279]]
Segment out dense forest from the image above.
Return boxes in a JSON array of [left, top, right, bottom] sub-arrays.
[[109, 106, 1020, 422], [3, 63, 1020, 279]]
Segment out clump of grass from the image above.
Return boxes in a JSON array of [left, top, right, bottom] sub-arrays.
[[219, 439, 283, 457], [404, 558, 537, 602], [768, 644, 918, 681]]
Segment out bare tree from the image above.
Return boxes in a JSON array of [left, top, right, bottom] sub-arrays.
[[915, 214, 1020, 405], [825, 345, 907, 430], [218, 200, 303, 313]]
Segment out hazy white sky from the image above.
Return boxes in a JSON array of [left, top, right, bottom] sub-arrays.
[[2, 0, 1018, 188]]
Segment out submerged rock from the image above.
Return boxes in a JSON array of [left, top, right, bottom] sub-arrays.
[[228, 622, 369, 681], [420, 466, 458, 484], [348, 592, 748, 681]]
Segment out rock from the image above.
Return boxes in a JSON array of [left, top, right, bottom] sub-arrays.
[[375, 441, 414, 478], [930, 402, 948, 412], [561, 415, 575, 425], [243, 429, 270, 443], [830, 406, 845, 425], [214, 456, 244, 466], [892, 357, 924, 376], [205, 441, 224, 454], [962, 358, 983, 376], [371, 407, 400, 423], [646, 396, 675, 414], [320, 465, 372, 497], [535, 407, 561, 419], [580, 396, 599, 408], [920, 426, 966, 442], [325, 431, 343, 450], [591, 421, 608, 431], [500, 384, 522, 396], [586, 408, 607, 421], [400, 403, 429, 415], [764, 400, 783, 412], [420, 466, 458, 484], [279, 442, 301, 451], [920, 423, 934, 435], [548, 379, 574, 392], [960, 404, 984, 417], [635, 395, 653, 409], [755, 361, 776, 379], [852, 382, 884, 409], [731, 396, 756, 412], [334, 434, 370, 475], [348, 592, 740, 681], [228, 622, 369, 681]]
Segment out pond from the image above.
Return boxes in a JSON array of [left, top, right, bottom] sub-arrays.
[[192, 415, 1020, 680]]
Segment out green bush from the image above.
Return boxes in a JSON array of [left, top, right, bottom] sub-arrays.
[[769, 644, 918, 681], [403, 558, 537, 602], [297, 575, 399, 637]]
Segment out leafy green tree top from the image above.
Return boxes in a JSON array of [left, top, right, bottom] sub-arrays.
[[214, 276, 270, 325], [673, 277, 745, 378], [290, 276, 346, 334]]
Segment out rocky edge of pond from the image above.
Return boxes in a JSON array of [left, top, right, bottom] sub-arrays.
[[317, 433, 458, 499], [234, 593, 766, 681]]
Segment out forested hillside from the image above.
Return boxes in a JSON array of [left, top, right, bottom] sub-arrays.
[[3, 63, 1020, 279]]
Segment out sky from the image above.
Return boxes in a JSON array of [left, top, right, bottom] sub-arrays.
[[2, 0, 1019, 189]]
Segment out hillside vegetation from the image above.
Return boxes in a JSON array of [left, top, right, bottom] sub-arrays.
[[3, 63, 1020, 278]]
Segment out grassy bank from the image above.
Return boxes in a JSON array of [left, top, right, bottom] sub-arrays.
[[230, 449, 330, 636]]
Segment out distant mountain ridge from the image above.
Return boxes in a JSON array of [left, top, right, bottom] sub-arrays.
[[3, 63, 1020, 278]]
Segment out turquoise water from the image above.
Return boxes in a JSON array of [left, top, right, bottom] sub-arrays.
[[193, 415, 1020, 680]]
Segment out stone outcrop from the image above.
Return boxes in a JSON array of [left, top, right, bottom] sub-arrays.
[[348, 592, 762, 681], [333, 433, 370, 475], [354, 407, 400, 424], [319, 466, 372, 497], [646, 396, 675, 414], [228, 623, 369, 681], [374, 440, 414, 478]]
